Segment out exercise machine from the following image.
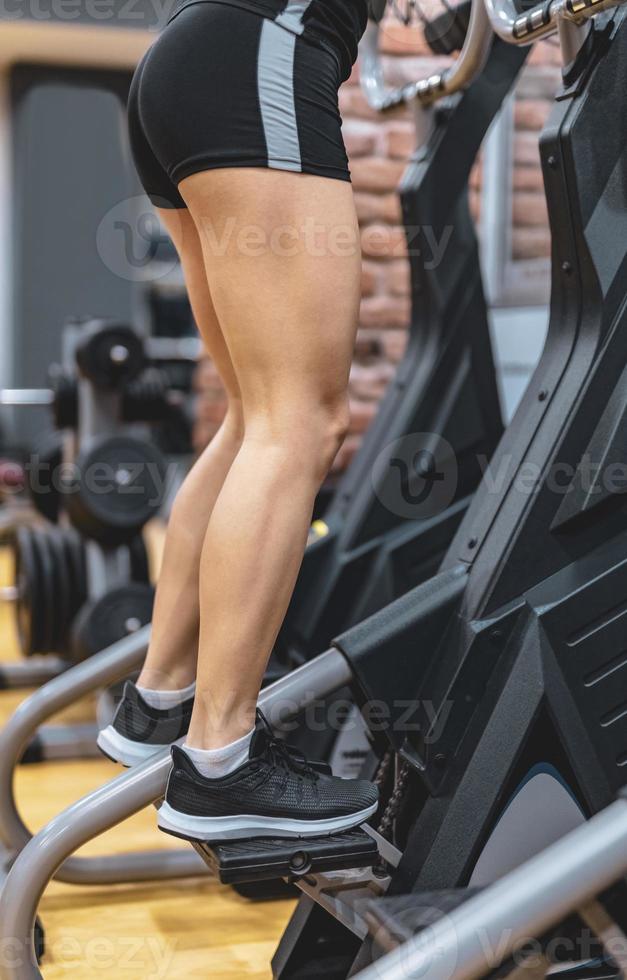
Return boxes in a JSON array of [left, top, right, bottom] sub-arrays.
[[273, 0, 627, 976], [274, 0, 508, 674], [354, 790, 627, 979], [268, 0, 525, 770]]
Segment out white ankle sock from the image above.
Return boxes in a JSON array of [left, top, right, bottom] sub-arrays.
[[183, 729, 254, 779], [136, 681, 196, 710]]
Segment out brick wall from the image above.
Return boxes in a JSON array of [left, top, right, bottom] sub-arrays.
[[194, 19, 563, 472]]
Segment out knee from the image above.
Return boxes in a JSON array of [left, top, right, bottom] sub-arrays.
[[311, 399, 350, 483], [251, 397, 350, 487]]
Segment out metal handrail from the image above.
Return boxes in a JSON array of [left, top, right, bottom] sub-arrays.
[[0, 625, 209, 884], [354, 797, 627, 979], [0, 648, 353, 979], [360, 0, 493, 110], [485, 0, 626, 44], [360, 0, 626, 113]]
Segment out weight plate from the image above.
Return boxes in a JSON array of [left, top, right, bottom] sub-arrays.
[[14, 527, 41, 657], [28, 432, 63, 524], [66, 436, 167, 544], [47, 528, 72, 654], [75, 322, 146, 389], [70, 583, 154, 663], [30, 529, 56, 655], [129, 535, 151, 584], [61, 527, 88, 625], [123, 368, 169, 423], [49, 366, 78, 430]]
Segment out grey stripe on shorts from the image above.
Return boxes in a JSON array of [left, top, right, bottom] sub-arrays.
[[275, 0, 314, 34], [257, 19, 302, 172]]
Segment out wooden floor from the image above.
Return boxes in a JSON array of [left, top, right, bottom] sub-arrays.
[[0, 544, 296, 979]]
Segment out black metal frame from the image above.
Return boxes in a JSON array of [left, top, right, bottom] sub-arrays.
[[275, 38, 528, 669], [274, 11, 627, 977]]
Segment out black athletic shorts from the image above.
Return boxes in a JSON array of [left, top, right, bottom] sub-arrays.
[[128, 1, 351, 209]]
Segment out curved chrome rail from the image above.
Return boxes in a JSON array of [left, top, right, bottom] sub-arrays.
[[360, 0, 626, 112], [485, 0, 625, 44], [360, 0, 493, 110]]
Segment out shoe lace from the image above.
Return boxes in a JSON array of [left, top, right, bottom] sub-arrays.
[[257, 711, 319, 782]]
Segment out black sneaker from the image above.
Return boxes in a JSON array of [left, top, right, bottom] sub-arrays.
[[157, 711, 379, 842], [97, 681, 195, 767]]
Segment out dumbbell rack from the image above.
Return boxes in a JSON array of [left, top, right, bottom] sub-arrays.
[[1, 319, 204, 682]]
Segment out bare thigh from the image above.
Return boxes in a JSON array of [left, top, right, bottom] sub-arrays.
[[155, 207, 241, 401], [177, 168, 361, 430]]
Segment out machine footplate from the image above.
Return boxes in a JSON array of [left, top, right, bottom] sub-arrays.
[[189, 828, 379, 885]]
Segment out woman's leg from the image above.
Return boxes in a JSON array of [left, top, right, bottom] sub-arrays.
[[179, 168, 362, 749], [137, 208, 244, 691]]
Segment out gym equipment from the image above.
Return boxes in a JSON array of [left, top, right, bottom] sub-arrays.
[[12, 525, 85, 659], [0, 318, 195, 675], [355, 794, 627, 979], [10, 524, 150, 660], [273, 0, 516, 678], [272, 4, 627, 978], [74, 320, 146, 389], [1, 358, 195, 438], [65, 434, 166, 544], [70, 582, 154, 662], [361, 0, 493, 111]]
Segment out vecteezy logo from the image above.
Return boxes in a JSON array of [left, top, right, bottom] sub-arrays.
[[371, 901, 461, 980], [372, 433, 458, 520], [96, 196, 181, 282]]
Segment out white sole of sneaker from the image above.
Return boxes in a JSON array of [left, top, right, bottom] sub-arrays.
[[157, 800, 379, 841], [97, 726, 169, 767]]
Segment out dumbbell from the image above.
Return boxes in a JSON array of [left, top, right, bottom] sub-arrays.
[[75, 320, 147, 389], [70, 582, 155, 664], [8, 524, 152, 660], [0, 371, 78, 431], [2, 367, 189, 434], [64, 434, 168, 545], [0, 319, 148, 432], [10, 425, 167, 534]]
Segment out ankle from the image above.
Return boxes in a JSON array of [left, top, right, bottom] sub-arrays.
[[187, 696, 257, 750], [183, 728, 254, 778], [137, 665, 196, 692], [137, 679, 196, 710], [185, 724, 253, 751]]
